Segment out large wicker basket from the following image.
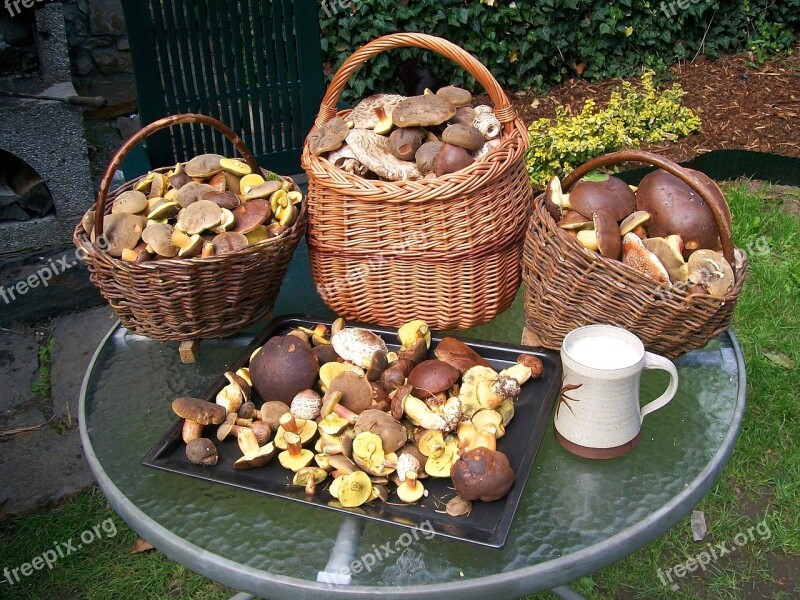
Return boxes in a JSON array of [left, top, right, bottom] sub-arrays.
[[522, 150, 747, 360], [73, 113, 307, 342], [301, 33, 532, 330]]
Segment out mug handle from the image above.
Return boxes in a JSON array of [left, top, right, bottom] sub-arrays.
[[640, 352, 680, 421]]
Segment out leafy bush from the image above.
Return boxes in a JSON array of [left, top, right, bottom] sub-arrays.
[[525, 72, 701, 188], [318, 0, 799, 102]]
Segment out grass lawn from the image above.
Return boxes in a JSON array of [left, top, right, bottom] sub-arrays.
[[1, 181, 798, 599]]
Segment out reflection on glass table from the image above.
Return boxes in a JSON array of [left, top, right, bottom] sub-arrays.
[[80, 241, 746, 600]]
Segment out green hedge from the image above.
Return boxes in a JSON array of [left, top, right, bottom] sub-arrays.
[[318, 0, 799, 101]]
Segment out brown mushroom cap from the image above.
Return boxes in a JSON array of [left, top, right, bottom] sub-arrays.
[[142, 223, 178, 257], [172, 396, 227, 425], [392, 94, 456, 128], [687, 168, 732, 228], [202, 190, 241, 210], [260, 400, 290, 431], [349, 94, 405, 129], [102, 213, 146, 257], [687, 249, 735, 296], [388, 127, 427, 161], [557, 210, 593, 231], [622, 232, 670, 284], [328, 371, 373, 415], [186, 438, 218, 465], [250, 336, 319, 405], [234, 441, 276, 469], [450, 447, 515, 502], [415, 140, 444, 175], [433, 143, 475, 177], [643, 236, 688, 284], [175, 182, 217, 208], [211, 231, 249, 254], [452, 106, 477, 127], [619, 210, 650, 236], [569, 176, 637, 221], [112, 190, 148, 215], [441, 124, 485, 152], [232, 199, 272, 234], [307, 117, 351, 156], [177, 200, 223, 234], [434, 337, 491, 374], [436, 85, 472, 108], [408, 359, 460, 398], [354, 409, 407, 453], [168, 171, 194, 190], [593, 210, 622, 259], [635, 169, 727, 257], [184, 153, 224, 178]]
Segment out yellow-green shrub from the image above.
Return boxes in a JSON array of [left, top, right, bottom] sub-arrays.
[[525, 72, 701, 189]]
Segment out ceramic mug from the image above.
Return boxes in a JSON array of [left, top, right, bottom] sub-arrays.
[[554, 324, 679, 459]]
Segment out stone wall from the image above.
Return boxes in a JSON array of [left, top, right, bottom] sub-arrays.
[[61, 0, 136, 118]]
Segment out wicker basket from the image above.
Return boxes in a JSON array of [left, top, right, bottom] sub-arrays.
[[301, 33, 532, 330], [522, 150, 747, 359], [73, 113, 307, 342]]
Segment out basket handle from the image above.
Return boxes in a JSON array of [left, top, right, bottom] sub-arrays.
[[314, 33, 518, 135], [560, 149, 735, 266], [94, 113, 261, 237]]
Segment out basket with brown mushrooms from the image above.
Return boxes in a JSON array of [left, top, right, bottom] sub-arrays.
[[171, 318, 544, 514], [544, 170, 740, 297], [80, 155, 303, 261], [307, 86, 503, 181]]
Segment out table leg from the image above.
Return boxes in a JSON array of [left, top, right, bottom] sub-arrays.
[[550, 585, 588, 600], [228, 593, 256, 600], [316, 516, 366, 585]]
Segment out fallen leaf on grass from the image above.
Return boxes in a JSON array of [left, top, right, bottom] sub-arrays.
[[131, 538, 154, 554], [763, 351, 795, 369], [691, 510, 707, 542]]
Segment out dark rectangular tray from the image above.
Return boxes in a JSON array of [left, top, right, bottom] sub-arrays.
[[142, 315, 561, 549]]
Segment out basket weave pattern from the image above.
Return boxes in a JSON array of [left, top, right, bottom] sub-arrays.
[[73, 114, 307, 342], [301, 33, 532, 329], [522, 150, 746, 359]]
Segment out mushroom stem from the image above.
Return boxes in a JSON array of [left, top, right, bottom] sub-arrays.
[[404, 471, 419, 490], [404, 395, 447, 431], [322, 390, 358, 423], [181, 419, 204, 444], [284, 432, 303, 458], [305, 477, 318, 495], [279, 412, 299, 434]]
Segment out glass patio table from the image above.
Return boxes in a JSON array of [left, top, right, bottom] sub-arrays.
[[79, 242, 746, 600]]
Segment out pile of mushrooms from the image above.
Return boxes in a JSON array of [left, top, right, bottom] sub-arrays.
[[545, 170, 738, 297], [171, 317, 544, 513], [80, 154, 303, 261], [307, 87, 503, 181]]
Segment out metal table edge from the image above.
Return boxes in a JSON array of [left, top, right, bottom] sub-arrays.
[[79, 324, 747, 600]]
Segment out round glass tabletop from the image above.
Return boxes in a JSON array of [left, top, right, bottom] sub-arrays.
[[79, 244, 746, 599]]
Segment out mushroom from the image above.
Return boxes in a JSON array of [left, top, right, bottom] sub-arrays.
[[278, 431, 314, 471], [593, 210, 622, 259], [148, 200, 180, 220], [687, 249, 735, 297], [176, 200, 223, 235], [345, 129, 421, 181], [371, 106, 394, 135], [232, 199, 272, 235], [307, 117, 350, 156], [172, 396, 227, 425], [397, 338, 428, 366], [436, 85, 472, 107], [451, 447, 515, 502], [112, 190, 148, 215], [472, 138, 502, 159], [569, 176, 637, 222], [219, 157, 252, 177], [391, 386, 447, 431], [249, 335, 319, 404], [319, 362, 364, 390], [102, 213, 146, 257], [291, 389, 322, 420], [141, 223, 179, 257], [168, 171, 194, 190], [211, 231, 249, 254], [434, 337, 491, 374], [319, 390, 358, 424], [415, 140, 444, 175], [388, 127, 427, 161], [557, 211, 593, 230], [352, 432, 397, 476], [148, 173, 168, 199], [398, 319, 432, 349], [171, 229, 203, 258], [407, 359, 460, 399], [643, 236, 689, 284], [433, 143, 474, 177], [441, 124, 485, 152], [334, 471, 373, 507], [446, 495, 473, 517], [184, 153, 224, 178], [274, 412, 318, 449], [620, 210, 650, 236], [396, 470, 425, 503], [517, 354, 544, 379], [353, 409, 407, 453], [365, 350, 389, 382], [327, 371, 373, 415], [186, 438, 218, 466], [472, 111, 502, 140], [543, 176, 570, 220], [392, 94, 456, 128], [318, 412, 351, 436], [330, 319, 388, 367], [250, 421, 272, 446], [423, 443, 458, 478], [348, 94, 405, 129], [635, 169, 728, 257], [622, 233, 670, 284], [201, 190, 241, 211], [174, 182, 216, 208], [293, 467, 328, 495], [325, 144, 368, 176], [182, 419, 204, 444], [452, 106, 477, 127], [234, 429, 276, 469], [260, 400, 290, 431], [379, 363, 407, 394], [458, 366, 509, 416]]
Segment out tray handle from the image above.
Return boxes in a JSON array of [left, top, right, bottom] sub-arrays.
[[94, 113, 261, 237], [314, 33, 517, 135], [560, 149, 735, 266]]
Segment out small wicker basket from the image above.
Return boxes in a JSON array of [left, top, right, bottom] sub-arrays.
[[522, 150, 747, 359], [301, 33, 532, 330], [73, 113, 307, 342]]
